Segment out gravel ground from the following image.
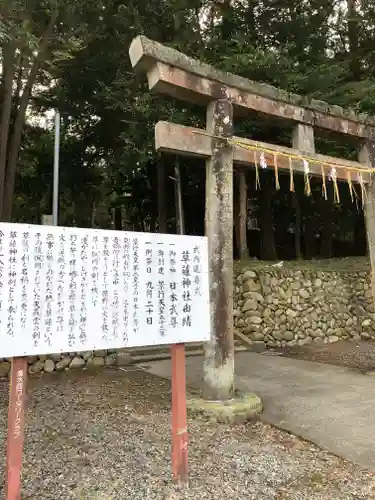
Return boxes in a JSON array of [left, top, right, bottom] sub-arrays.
[[0, 367, 374, 500], [268, 339, 375, 373]]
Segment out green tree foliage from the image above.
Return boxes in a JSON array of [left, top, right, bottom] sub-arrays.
[[1, 0, 374, 259]]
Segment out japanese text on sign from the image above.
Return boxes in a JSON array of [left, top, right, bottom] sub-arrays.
[[0, 223, 210, 358]]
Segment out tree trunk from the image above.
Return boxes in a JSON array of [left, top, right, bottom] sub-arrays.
[[75, 194, 94, 228], [259, 173, 277, 261], [291, 192, 302, 259], [14, 50, 25, 111], [174, 159, 185, 235], [235, 170, 248, 260], [347, 0, 361, 78], [0, 45, 15, 217], [91, 203, 96, 228], [219, 0, 233, 41], [158, 161, 167, 233], [320, 188, 334, 258], [354, 209, 366, 256], [304, 218, 317, 260], [2, 11, 58, 221], [114, 207, 122, 230]]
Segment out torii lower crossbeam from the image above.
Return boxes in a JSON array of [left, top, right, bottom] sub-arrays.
[[155, 121, 371, 184]]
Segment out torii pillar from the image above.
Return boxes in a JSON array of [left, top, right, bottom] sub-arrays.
[[129, 38, 235, 400], [203, 99, 234, 400]]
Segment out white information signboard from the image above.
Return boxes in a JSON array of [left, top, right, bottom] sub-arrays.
[[0, 223, 210, 358]]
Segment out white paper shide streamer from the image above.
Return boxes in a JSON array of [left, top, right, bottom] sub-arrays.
[[260, 152, 267, 169], [303, 159, 310, 175], [329, 167, 337, 182]]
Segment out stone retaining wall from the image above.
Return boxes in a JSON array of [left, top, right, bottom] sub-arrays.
[[0, 349, 132, 378], [1, 260, 373, 377], [234, 261, 374, 348]]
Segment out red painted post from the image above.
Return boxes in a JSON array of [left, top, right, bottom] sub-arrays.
[[5, 357, 28, 500], [171, 343, 188, 486]]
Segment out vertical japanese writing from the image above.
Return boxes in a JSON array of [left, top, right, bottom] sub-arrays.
[[181, 249, 192, 327], [32, 232, 43, 346], [169, 245, 178, 328], [101, 236, 109, 340], [0, 226, 207, 356], [91, 235, 99, 307], [68, 234, 78, 347], [111, 236, 121, 340], [79, 235, 88, 343], [20, 232, 30, 330], [7, 231, 18, 337], [145, 242, 154, 326], [13, 369, 25, 439], [57, 234, 66, 333], [193, 245, 202, 296], [122, 236, 130, 343], [132, 237, 140, 336], [157, 243, 166, 337], [44, 233, 55, 346], [0, 231, 4, 321]]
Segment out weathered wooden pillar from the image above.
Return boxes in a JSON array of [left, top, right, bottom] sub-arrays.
[[235, 170, 248, 260], [358, 140, 375, 307], [203, 99, 234, 401]]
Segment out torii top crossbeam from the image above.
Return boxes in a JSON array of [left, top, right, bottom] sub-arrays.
[[130, 35, 374, 139]]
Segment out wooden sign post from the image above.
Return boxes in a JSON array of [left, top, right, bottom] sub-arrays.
[[5, 352, 190, 495], [171, 343, 188, 485], [5, 347, 190, 496], [6, 357, 28, 500]]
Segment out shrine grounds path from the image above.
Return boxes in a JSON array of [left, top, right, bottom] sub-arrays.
[[0, 365, 374, 499], [267, 338, 375, 373], [144, 351, 375, 473]]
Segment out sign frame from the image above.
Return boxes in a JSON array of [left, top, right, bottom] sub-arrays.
[[2, 223, 207, 496]]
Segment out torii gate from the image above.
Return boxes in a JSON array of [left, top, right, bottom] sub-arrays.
[[129, 35, 375, 402]]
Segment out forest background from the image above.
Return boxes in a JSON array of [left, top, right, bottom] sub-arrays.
[[0, 0, 373, 261]]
